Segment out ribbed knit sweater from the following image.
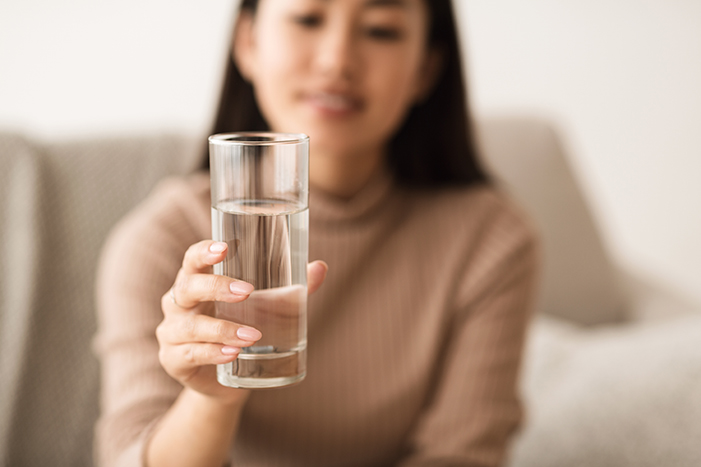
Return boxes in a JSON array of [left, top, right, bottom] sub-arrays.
[[94, 169, 539, 467]]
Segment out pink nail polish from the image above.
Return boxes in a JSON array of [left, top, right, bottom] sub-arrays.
[[209, 242, 227, 253], [222, 346, 240, 355], [230, 281, 254, 295], [237, 327, 262, 341]]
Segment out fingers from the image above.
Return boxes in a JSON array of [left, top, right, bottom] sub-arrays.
[[181, 240, 230, 275], [307, 260, 328, 295], [158, 313, 262, 348], [168, 257, 325, 312], [174, 343, 242, 368], [158, 342, 242, 384], [167, 273, 254, 310], [156, 313, 263, 376]]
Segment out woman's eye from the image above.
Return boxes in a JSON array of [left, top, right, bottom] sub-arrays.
[[365, 26, 402, 41], [292, 14, 322, 28]]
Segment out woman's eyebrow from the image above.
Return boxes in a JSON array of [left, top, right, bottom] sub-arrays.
[[315, 0, 409, 8], [364, 0, 408, 8]]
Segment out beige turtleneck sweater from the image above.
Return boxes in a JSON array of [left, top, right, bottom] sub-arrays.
[[94, 169, 539, 467]]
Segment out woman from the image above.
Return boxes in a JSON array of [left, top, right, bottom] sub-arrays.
[[95, 0, 540, 465]]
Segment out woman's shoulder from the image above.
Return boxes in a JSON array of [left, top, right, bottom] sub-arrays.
[[140, 171, 211, 218], [101, 172, 211, 263], [408, 183, 541, 306], [404, 182, 538, 248], [392, 182, 540, 311]]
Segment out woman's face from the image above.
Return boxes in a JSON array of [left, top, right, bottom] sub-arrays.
[[235, 0, 437, 160]]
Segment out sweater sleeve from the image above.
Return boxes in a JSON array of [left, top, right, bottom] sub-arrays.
[[93, 177, 209, 467], [399, 206, 541, 467]]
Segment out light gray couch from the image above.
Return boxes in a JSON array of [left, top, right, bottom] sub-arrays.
[[1, 118, 699, 466], [0, 133, 201, 466]]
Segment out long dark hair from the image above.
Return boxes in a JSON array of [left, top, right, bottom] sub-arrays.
[[204, 0, 489, 188]]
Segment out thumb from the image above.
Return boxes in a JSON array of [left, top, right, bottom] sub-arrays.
[[307, 261, 328, 295]]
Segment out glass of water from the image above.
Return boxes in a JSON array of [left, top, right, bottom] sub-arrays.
[[209, 132, 309, 389]]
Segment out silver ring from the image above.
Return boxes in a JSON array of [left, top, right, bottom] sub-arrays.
[[169, 288, 184, 308]]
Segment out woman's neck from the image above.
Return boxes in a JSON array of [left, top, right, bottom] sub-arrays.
[[310, 146, 385, 200]]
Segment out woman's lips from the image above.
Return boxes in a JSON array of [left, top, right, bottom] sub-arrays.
[[303, 92, 361, 116]]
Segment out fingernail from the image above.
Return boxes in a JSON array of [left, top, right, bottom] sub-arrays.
[[230, 281, 254, 296], [221, 346, 240, 355], [237, 327, 262, 341], [209, 242, 227, 253]]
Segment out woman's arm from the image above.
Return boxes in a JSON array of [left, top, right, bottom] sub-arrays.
[[145, 387, 247, 467], [95, 206, 256, 466], [96, 200, 327, 467], [398, 233, 540, 467], [144, 240, 256, 467], [146, 240, 328, 467]]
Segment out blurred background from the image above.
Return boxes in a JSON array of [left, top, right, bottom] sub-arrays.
[[1, 0, 699, 303]]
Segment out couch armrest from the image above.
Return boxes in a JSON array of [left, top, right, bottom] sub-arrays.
[[0, 131, 200, 466]]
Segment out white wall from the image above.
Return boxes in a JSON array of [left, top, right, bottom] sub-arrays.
[[0, 0, 236, 137], [1, 1, 700, 304], [457, 0, 701, 304]]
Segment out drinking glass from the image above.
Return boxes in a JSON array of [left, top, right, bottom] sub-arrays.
[[209, 132, 309, 389]]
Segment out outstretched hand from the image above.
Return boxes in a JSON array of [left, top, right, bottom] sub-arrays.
[[156, 239, 327, 405]]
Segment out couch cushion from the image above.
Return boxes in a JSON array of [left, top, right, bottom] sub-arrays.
[[510, 314, 701, 467], [476, 117, 626, 325]]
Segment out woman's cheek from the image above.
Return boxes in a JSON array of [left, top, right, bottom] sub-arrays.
[[375, 66, 419, 114]]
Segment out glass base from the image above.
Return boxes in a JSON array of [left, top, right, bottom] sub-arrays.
[[217, 372, 306, 389], [217, 348, 306, 389]]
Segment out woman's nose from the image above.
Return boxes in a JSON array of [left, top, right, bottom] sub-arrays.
[[313, 24, 358, 80]]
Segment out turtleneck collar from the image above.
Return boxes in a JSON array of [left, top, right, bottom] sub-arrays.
[[309, 167, 396, 225]]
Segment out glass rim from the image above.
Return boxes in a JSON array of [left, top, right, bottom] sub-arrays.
[[208, 132, 309, 146]]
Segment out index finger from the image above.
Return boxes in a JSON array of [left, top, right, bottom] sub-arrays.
[[181, 240, 231, 274]]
